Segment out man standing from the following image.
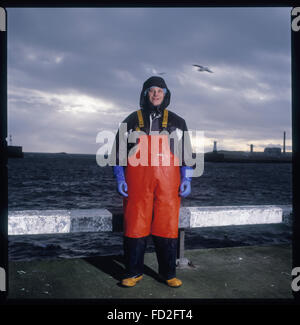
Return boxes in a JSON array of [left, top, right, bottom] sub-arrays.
[[113, 76, 193, 288]]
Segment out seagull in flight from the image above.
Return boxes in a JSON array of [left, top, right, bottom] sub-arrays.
[[193, 64, 213, 73]]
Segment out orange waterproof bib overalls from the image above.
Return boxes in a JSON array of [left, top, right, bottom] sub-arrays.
[[123, 109, 181, 239]]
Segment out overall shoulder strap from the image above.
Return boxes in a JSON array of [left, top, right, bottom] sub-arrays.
[[136, 109, 144, 130], [162, 109, 168, 128]]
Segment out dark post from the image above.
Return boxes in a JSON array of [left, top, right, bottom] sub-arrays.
[[177, 228, 185, 261]]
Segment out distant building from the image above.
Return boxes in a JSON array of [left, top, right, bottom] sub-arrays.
[[264, 147, 281, 156], [7, 145, 23, 158], [213, 141, 217, 152]]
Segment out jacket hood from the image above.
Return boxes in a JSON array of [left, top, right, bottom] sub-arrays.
[[139, 76, 171, 112]]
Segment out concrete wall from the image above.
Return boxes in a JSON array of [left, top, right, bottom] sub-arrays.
[[8, 205, 292, 236]]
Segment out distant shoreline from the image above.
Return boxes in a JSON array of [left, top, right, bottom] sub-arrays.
[[20, 151, 293, 164]]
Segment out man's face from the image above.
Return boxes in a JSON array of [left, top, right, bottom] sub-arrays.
[[148, 87, 165, 107]]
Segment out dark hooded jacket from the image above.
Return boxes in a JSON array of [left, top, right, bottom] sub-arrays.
[[112, 76, 193, 167], [140, 76, 171, 115]]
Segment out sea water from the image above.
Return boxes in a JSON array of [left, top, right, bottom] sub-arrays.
[[8, 152, 292, 261]]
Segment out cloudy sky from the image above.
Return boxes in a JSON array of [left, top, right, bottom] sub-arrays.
[[7, 7, 292, 154]]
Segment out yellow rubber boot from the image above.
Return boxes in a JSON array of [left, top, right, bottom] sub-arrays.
[[166, 277, 182, 288], [121, 275, 143, 287]]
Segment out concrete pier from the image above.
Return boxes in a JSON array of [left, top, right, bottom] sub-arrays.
[[8, 244, 293, 299], [7, 206, 293, 300], [8, 205, 291, 235]]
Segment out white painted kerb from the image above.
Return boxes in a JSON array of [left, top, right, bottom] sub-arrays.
[[8, 209, 112, 235], [178, 205, 284, 228], [8, 205, 288, 235]]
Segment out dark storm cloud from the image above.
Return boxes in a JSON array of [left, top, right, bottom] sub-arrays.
[[7, 7, 292, 153]]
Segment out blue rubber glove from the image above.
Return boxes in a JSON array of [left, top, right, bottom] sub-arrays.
[[179, 166, 192, 198], [113, 166, 128, 197]]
